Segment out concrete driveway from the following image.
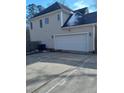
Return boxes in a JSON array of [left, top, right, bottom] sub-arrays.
[[26, 52, 97, 93]]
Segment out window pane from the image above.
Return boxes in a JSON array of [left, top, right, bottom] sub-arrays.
[[40, 20, 42, 28], [57, 14, 60, 20], [45, 18, 49, 24], [30, 22, 33, 29]]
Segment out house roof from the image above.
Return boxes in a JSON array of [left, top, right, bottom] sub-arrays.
[[32, 2, 97, 27], [33, 2, 72, 18], [74, 7, 89, 15], [63, 11, 97, 27]]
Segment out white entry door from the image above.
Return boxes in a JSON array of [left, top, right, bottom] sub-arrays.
[[54, 33, 89, 52]]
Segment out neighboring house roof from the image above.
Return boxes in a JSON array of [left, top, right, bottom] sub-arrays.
[[63, 12, 97, 27], [33, 2, 72, 18], [74, 7, 89, 15]]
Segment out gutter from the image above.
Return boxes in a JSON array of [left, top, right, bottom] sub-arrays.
[[62, 23, 97, 30]]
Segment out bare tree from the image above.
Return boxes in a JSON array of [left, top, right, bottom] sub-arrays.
[[26, 4, 44, 27]]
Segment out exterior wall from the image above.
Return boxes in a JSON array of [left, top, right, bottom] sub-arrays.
[[26, 29, 30, 52], [30, 9, 70, 48], [29, 9, 96, 52], [62, 10, 71, 25], [95, 25, 97, 53], [62, 25, 95, 52]]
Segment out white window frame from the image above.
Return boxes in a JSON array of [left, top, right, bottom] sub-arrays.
[[44, 18, 49, 24]]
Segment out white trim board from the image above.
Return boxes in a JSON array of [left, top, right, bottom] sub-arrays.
[[54, 32, 89, 37], [62, 23, 97, 29]]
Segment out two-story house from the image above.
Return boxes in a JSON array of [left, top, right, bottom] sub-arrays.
[[29, 2, 97, 52]]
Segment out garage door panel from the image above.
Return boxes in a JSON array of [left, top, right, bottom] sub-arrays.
[[54, 33, 89, 52]]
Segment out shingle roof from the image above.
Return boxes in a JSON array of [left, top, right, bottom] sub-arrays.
[[74, 7, 89, 15], [33, 2, 72, 18], [63, 12, 97, 27], [32, 2, 97, 27], [81, 12, 97, 24]]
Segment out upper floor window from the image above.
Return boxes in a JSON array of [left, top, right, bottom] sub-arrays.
[[45, 18, 49, 24], [40, 19, 42, 28], [30, 22, 33, 30], [57, 14, 60, 21]]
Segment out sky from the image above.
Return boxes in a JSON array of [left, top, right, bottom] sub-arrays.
[[26, 0, 97, 12]]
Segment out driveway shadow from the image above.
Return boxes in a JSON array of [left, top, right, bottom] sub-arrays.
[[26, 52, 97, 69]]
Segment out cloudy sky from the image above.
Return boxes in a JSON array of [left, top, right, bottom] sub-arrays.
[[26, 0, 97, 12]]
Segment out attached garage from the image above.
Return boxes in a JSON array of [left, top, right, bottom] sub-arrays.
[[54, 32, 91, 52]]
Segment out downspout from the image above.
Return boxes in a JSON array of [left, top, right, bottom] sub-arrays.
[[93, 25, 95, 51]]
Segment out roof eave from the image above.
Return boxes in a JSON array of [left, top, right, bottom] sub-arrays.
[[30, 9, 62, 21], [62, 23, 97, 29]]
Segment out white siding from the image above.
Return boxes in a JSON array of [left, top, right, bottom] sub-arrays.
[[30, 10, 70, 48], [29, 9, 95, 52]]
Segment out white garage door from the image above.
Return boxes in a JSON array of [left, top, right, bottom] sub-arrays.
[[54, 33, 89, 52]]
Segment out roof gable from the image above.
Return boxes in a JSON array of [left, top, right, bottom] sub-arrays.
[[33, 2, 72, 18], [74, 7, 89, 15]]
